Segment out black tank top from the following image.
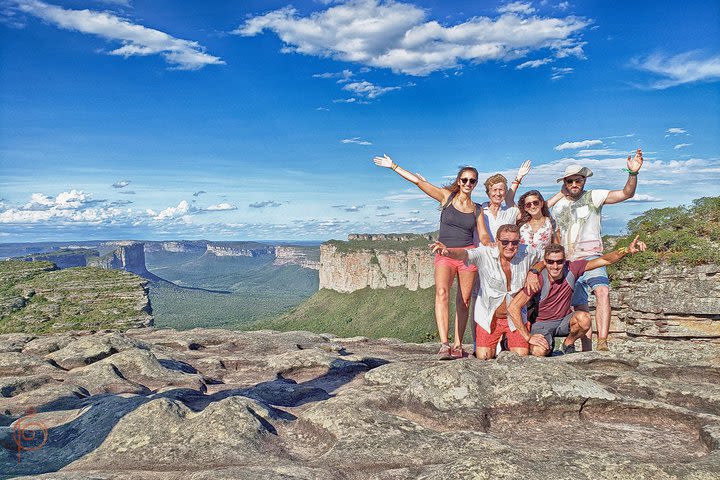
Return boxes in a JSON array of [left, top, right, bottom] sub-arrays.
[[438, 194, 479, 248]]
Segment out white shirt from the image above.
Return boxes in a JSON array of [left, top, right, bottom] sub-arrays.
[[552, 190, 610, 260], [466, 244, 543, 334], [481, 202, 520, 241]]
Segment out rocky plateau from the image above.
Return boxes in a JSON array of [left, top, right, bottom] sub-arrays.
[[0, 328, 718, 479]]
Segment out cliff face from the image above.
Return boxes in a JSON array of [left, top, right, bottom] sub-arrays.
[[144, 241, 207, 253], [319, 243, 434, 292], [89, 242, 150, 277], [273, 246, 320, 270], [206, 243, 275, 257]]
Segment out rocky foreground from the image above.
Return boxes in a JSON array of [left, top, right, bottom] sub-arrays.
[[0, 328, 719, 479]]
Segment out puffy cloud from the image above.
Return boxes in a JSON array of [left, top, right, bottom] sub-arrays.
[[205, 203, 237, 211], [146, 200, 192, 220], [14, 0, 224, 70], [235, 0, 590, 76], [624, 194, 663, 203], [340, 136, 372, 145], [554, 139, 602, 150], [342, 80, 400, 98], [249, 200, 282, 208], [0, 190, 127, 224], [674, 143, 692, 150], [112, 180, 130, 188], [497, 2, 536, 15], [631, 51, 720, 89]]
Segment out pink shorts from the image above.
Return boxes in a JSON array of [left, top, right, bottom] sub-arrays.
[[434, 245, 478, 273], [476, 315, 529, 350]]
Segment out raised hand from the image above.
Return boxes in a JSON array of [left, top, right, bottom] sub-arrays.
[[627, 148, 643, 173], [516, 159, 532, 180], [373, 154, 393, 168], [429, 241, 448, 256], [627, 234, 647, 254]]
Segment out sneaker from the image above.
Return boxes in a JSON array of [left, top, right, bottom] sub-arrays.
[[596, 339, 609, 351], [560, 343, 576, 355], [437, 343, 453, 360], [450, 345, 465, 359]]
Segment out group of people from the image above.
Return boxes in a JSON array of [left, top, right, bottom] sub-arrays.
[[374, 149, 646, 359]]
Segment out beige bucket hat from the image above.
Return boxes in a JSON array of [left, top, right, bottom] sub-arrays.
[[556, 164, 594, 183]]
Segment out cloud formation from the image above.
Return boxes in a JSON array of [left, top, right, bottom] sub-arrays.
[[632, 51, 720, 89], [554, 139, 602, 150], [666, 127, 687, 135], [112, 180, 131, 188], [205, 203, 237, 211], [15, 0, 224, 70], [342, 80, 400, 98], [192, 190, 206, 197], [674, 143, 692, 150], [235, 0, 590, 76], [340, 136, 372, 145], [249, 200, 282, 208]]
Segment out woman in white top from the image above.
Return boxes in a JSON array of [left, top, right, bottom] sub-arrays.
[[479, 161, 531, 243], [516, 190, 560, 250]]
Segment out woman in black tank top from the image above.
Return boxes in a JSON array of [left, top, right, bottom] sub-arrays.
[[374, 154, 490, 360]]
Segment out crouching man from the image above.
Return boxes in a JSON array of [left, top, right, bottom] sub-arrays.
[[431, 224, 543, 360], [507, 236, 647, 356]]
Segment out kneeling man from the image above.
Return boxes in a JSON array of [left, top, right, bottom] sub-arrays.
[[507, 236, 646, 356], [431, 224, 543, 359]]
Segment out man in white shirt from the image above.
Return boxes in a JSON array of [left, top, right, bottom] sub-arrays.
[[431, 224, 543, 359], [550, 149, 644, 351]]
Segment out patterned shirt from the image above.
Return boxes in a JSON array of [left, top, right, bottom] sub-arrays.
[[519, 217, 554, 251], [552, 190, 610, 260]]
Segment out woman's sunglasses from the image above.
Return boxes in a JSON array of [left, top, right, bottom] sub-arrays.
[[524, 200, 541, 208], [460, 177, 478, 185]]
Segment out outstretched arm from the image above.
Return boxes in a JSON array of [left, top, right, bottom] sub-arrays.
[[546, 190, 565, 208], [507, 290, 549, 350], [605, 149, 643, 205], [586, 235, 647, 270], [374, 154, 449, 204], [430, 241, 470, 262], [506, 160, 531, 207]]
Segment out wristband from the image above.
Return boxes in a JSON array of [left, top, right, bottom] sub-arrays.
[[391, 163, 398, 171], [529, 268, 539, 275], [622, 168, 639, 176]]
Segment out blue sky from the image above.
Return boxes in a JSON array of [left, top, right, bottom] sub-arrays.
[[1, 0, 719, 242]]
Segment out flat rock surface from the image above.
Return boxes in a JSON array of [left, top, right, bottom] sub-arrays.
[[0, 328, 718, 479]]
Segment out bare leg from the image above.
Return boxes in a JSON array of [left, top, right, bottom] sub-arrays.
[[530, 345, 549, 357], [475, 347, 495, 360], [434, 265, 455, 344], [593, 286, 611, 340], [453, 270, 476, 348], [565, 311, 592, 345], [510, 347, 529, 356], [574, 303, 593, 352]]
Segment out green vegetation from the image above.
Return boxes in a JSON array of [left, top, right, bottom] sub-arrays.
[[607, 197, 720, 277], [146, 251, 319, 330], [253, 285, 473, 344], [0, 260, 150, 334], [23, 248, 98, 259]]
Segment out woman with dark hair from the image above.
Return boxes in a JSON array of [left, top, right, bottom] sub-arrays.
[[516, 190, 559, 250], [373, 154, 489, 359]]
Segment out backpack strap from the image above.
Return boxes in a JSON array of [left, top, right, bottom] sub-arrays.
[[539, 269, 552, 301]]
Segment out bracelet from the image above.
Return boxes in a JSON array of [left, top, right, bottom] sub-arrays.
[[622, 168, 639, 176], [391, 162, 398, 171], [512, 178, 521, 184]]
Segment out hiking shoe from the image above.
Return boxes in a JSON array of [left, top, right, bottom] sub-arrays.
[[450, 345, 465, 359], [560, 343, 576, 355], [596, 339, 609, 351], [437, 343, 453, 360]]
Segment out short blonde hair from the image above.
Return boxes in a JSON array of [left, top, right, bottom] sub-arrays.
[[484, 174, 508, 194]]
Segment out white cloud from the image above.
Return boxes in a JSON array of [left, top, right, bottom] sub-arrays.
[[666, 127, 687, 135], [15, 0, 224, 70], [0, 190, 128, 224], [313, 69, 354, 82], [497, 2, 536, 15], [554, 139, 602, 150], [333, 97, 359, 103], [516, 58, 552, 69], [112, 180, 130, 188], [550, 66, 573, 80], [674, 143, 692, 150], [235, 0, 590, 76], [341, 136, 372, 145], [146, 200, 192, 220], [205, 203, 237, 211], [249, 200, 282, 208], [342, 80, 400, 98], [576, 148, 626, 157], [632, 51, 720, 89], [624, 194, 663, 203]]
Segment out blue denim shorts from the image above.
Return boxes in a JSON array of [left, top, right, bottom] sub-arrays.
[[571, 255, 610, 307]]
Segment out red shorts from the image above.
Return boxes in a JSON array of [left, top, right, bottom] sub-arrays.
[[476, 315, 529, 350], [434, 245, 478, 273]]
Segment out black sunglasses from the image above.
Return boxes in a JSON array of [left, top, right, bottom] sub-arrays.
[[564, 177, 585, 185], [524, 200, 541, 208], [546, 259, 565, 265], [499, 239, 520, 246], [460, 177, 478, 185]]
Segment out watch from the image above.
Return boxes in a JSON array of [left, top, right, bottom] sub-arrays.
[[529, 268, 539, 275]]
